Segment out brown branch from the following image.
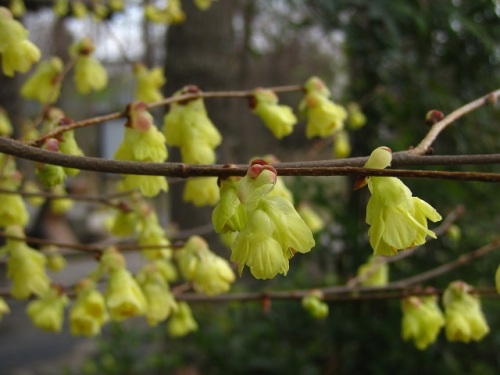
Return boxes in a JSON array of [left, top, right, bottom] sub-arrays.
[[409, 89, 500, 155], [0, 231, 185, 256], [173, 286, 499, 303], [390, 239, 500, 287], [26, 85, 304, 146], [4, 137, 500, 181]]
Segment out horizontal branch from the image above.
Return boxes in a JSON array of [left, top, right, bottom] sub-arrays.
[[27, 85, 304, 146], [174, 286, 499, 303], [3, 137, 500, 181]]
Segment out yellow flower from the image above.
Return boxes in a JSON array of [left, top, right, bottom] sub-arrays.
[[361, 147, 441, 256], [49, 184, 74, 214], [176, 236, 235, 296], [5, 227, 50, 299], [105, 268, 148, 321], [250, 88, 297, 139], [332, 129, 351, 158], [299, 77, 347, 139], [9, 0, 26, 18], [21, 57, 63, 104], [137, 208, 172, 260], [296, 202, 325, 234], [183, 177, 220, 206], [134, 64, 166, 103], [0, 192, 29, 226], [136, 264, 177, 326], [0, 7, 40, 76], [356, 256, 388, 287], [167, 301, 198, 338], [229, 161, 314, 279], [2, 39, 40, 77], [0, 296, 10, 321], [346, 102, 367, 130], [70, 280, 108, 336], [26, 287, 69, 332], [53, 0, 69, 17], [194, 0, 215, 11], [119, 175, 168, 198], [145, 0, 185, 24], [162, 88, 221, 162], [401, 295, 444, 350], [71, 38, 108, 94], [443, 281, 489, 343], [71, 0, 87, 18]]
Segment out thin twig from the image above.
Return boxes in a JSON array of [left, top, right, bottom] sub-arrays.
[[26, 85, 304, 146], [389, 239, 500, 287]]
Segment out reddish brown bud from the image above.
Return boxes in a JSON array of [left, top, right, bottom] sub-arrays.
[[425, 110, 445, 126]]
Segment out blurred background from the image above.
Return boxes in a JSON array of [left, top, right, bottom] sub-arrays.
[[0, 0, 499, 374]]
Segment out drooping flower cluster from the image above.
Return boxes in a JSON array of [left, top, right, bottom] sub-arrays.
[[95, 247, 148, 322], [0, 7, 40, 76], [163, 86, 222, 206], [136, 263, 177, 326], [357, 146, 442, 256], [249, 88, 297, 139], [2, 226, 50, 299], [212, 161, 315, 279], [114, 102, 169, 197], [299, 76, 347, 139], [70, 37, 108, 94], [27, 285, 69, 333], [69, 279, 108, 337], [21, 57, 63, 104], [401, 294, 445, 350], [443, 281, 489, 343], [176, 235, 235, 296]]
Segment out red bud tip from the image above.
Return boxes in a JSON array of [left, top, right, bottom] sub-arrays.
[[425, 110, 445, 126]]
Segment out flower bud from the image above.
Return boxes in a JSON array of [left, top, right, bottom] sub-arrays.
[[301, 291, 329, 320], [167, 302, 198, 337], [425, 110, 445, 126], [346, 102, 367, 130], [332, 129, 351, 158]]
